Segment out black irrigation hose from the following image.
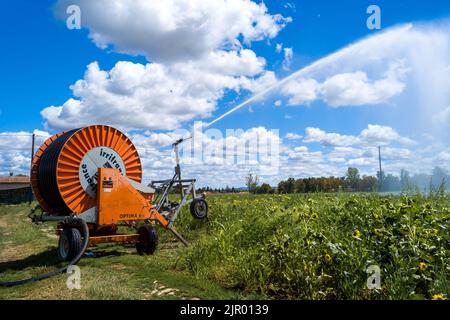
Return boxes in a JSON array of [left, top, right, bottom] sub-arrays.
[[0, 219, 90, 287], [37, 129, 78, 215]]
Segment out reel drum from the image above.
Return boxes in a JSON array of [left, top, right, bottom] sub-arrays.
[[31, 125, 142, 215]]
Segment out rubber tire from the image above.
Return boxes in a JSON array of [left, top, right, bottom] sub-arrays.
[[190, 198, 208, 219], [136, 225, 158, 255], [58, 227, 82, 261]]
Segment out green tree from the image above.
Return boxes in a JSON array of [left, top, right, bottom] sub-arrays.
[[400, 169, 412, 190], [294, 179, 306, 193], [277, 178, 295, 193], [432, 166, 447, 189], [256, 183, 274, 194], [245, 174, 259, 194], [345, 167, 360, 191], [377, 170, 385, 192], [360, 175, 377, 192], [384, 174, 400, 191]]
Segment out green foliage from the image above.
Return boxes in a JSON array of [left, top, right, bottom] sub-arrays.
[[179, 193, 450, 299], [276, 168, 377, 194], [256, 183, 275, 194], [245, 174, 259, 194], [0, 203, 242, 300], [345, 167, 360, 190], [1, 195, 448, 300]]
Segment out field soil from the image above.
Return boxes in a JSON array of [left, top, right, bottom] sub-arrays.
[[0, 203, 247, 300], [1, 193, 449, 300]]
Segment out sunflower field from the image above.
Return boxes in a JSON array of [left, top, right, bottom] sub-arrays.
[[175, 192, 450, 300]]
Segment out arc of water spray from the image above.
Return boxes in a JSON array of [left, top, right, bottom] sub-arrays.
[[175, 24, 413, 144]]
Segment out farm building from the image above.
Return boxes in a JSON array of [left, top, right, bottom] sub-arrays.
[[0, 176, 33, 204]]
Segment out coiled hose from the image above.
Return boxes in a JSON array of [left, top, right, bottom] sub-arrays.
[[0, 218, 89, 287]]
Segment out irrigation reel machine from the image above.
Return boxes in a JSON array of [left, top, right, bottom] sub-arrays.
[[1, 125, 208, 286]]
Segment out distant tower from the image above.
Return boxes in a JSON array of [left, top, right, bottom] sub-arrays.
[[378, 146, 382, 192]]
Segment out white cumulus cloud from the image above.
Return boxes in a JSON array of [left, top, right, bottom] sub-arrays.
[[55, 0, 291, 63], [282, 47, 293, 71], [0, 130, 50, 175], [281, 61, 407, 107], [45, 0, 289, 131], [276, 22, 450, 119], [303, 124, 414, 147], [41, 52, 276, 131]]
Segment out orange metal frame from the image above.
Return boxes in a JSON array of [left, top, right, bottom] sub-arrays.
[[97, 167, 168, 227], [82, 167, 170, 246], [88, 234, 140, 246], [31, 125, 189, 247]]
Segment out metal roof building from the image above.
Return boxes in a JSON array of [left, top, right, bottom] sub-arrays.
[[0, 176, 32, 204]]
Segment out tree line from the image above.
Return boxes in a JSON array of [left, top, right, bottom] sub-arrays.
[[244, 166, 449, 194], [246, 168, 377, 194]]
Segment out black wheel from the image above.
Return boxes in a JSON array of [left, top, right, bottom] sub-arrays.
[[58, 227, 82, 261], [190, 198, 208, 219], [136, 225, 158, 255]]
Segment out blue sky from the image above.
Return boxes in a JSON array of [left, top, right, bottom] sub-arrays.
[[1, 0, 450, 186], [0, 0, 447, 133]]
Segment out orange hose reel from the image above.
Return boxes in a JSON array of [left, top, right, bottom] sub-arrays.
[[30, 125, 142, 216], [29, 124, 194, 255]]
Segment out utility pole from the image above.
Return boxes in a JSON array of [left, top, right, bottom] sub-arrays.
[[378, 146, 382, 192], [31, 133, 35, 170]]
